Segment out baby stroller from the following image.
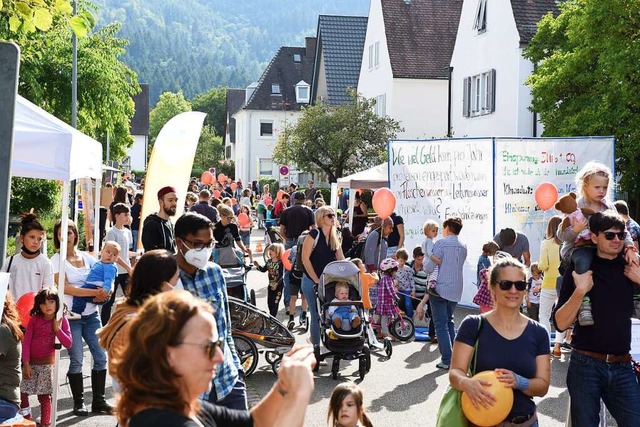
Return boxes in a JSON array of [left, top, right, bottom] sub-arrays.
[[229, 296, 295, 377], [316, 260, 371, 380], [212, 246, 256, 306]]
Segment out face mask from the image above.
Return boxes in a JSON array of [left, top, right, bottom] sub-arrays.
[[180, 241, 211, 270]]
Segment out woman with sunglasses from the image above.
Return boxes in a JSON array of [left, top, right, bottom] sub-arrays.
[[214, 204, 252, 262], [449, 258, 550, 426], [116, 290, 315, 427]]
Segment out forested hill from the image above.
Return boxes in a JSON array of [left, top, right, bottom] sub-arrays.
[[92, 0, 370, 105]]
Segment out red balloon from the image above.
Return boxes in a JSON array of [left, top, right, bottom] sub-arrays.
[[212, 190, 221, 199], [230, 183, 238, 191], [217, 173, 227, 184], [535, 182, 559, 211], [201, 171, 214, 185], [231, 197, 238, 205], [264, 197, 273, 206], [371, 187, 396, 220], [16, 292, 36, 328], [276, 190, 287, 201], [237, 213, 251, 227], [282, 249, 293, 271]]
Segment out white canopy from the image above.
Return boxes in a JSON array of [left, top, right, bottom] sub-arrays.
[[12, 95, 102, 181], [336, 163, 389, 189]]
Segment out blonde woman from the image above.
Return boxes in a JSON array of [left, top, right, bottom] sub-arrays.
[[301, 206, 344, 364]]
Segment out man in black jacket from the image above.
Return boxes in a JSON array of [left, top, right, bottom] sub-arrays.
[[141, 186, 177, 252], [190, 189, 219, 223]]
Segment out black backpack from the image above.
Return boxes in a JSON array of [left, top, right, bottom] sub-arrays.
[[294, 230, 319, 273], [345, 240, 366, 260]]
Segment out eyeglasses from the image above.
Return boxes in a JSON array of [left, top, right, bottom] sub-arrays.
[[178, 339, 224, 359], [324, 213, 335, 219], [497, 280, 527, 291], [182, 238, 214, 251], [602, 231, 626, 241], [226, 216, 234, 221]]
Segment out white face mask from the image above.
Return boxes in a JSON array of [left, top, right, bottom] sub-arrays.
[[180, 241, 211, 270]]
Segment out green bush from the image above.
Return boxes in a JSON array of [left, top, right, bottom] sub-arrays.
[[258, 178, 279, 197], [9, 178, 61, 217]]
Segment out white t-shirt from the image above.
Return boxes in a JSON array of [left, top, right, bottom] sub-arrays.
[[2, 253, 53, 300], [105, 226, 132, 275], [51, 252, 98, 316]]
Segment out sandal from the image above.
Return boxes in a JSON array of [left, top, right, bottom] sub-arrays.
[[552, 347, 561, 358]]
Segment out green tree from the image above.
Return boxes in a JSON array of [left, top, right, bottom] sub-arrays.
[[0, 0, 91, 36], [525, 0, 640, 197], [272, 92, 402, 183], [192, 86, 227, 136], [149, 91, 192, 149]]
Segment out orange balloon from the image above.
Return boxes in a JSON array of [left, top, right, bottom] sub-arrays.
[[201, 171, 214, 185], [230, 183, 238, 191], [16, 292, 36, 328], [461, 370, 514, 427], [534, 182, 558, 211], [217, 173, 226, 184], [212, 190, 221, 199], [264, 197, 273, 206], [231, 198, 238, 205], [371, 187, 396, 220], [237, 212, 251, 227], [282, 248, 293, 271], [277, 189, 287, 201]]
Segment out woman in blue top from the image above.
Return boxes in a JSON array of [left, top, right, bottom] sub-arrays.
[[450, 258, 550, 426]]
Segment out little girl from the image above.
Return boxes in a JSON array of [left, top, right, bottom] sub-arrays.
[[20, 288, 72, 426], [327, 382, 373, 427], [238, 204, 253, 250], [376, 258, 399, 341], [254, 243, 284, 317]]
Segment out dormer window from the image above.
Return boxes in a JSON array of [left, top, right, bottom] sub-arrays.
[[295, 80, 310, 104], [473, 0, 487, 33], [271, 84, 281, 95], [293, 54, 301, 62]]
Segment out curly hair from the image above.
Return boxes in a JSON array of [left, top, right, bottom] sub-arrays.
[[115, 291, 213, 425]]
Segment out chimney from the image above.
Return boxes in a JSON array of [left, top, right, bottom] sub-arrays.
[[245, 82, 258, 103], [305, 37, 316, 57]]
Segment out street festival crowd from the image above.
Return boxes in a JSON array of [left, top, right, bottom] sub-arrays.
[[1, 161, 640, 426]]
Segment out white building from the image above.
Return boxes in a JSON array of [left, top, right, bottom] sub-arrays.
[[126, 83, 150, 172], [450, 0, 557, 137]]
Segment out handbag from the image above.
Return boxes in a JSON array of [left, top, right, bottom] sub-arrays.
[[435, 316, 484, 427]]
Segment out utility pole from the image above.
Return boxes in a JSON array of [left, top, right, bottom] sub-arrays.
[[70, 0, 78, 222]]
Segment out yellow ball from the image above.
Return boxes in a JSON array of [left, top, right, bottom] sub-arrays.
[[461, 370, 514, 426]]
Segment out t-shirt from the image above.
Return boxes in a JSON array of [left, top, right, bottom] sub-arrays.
[[51, 252, 98, 316], [130, 203, 142, 231], [85, 261, 118, 293], [213, 222, 241, 247], [306, 228, 338, 279], [2, 253, 53, 300], [421, 237, 435, 257], [0, 324, 21, 407], [456, 315, 549, 420], [527, 277, 542, 304], [128, 401, 253, 427], [279, 204, 315, 239], [625, 218, 640, 243], [409, 262, 428, 298], [493, 232, 530, 262], [396, 265, 414, 291], [386, 213, 403, 247], [105, 226, 132, 275]]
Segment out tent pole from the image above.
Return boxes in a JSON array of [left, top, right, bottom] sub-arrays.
[[348, 189, 356, 232], [94, 178, 101, 255], [51, 183, 70, 427], [330, 183, 337, 210]]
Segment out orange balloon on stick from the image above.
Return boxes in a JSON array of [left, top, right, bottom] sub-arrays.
[[534, 182, 559, 210], [16, 292, 36, 328], [461, 371, 514, 427], [212, 190, 221, 199], [371, 187, 396, 220], [201, 171, 213, 185], [217, 173, 226, 184], [231, 198, 238, 205], [237, 213, 250, 227], [230, 183, 237, 191], [282, 249, 293, 271]]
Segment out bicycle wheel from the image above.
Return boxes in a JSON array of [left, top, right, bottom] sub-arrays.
[[232, 334, 259, 377], [391, 315, 415, 341]]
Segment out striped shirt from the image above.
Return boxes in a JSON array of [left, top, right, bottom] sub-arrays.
[[424, 235, 467, 302], [179, 262, 241, 400]]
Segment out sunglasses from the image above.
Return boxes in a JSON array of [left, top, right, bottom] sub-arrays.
[[602, 231, 625, 241], [324, 213, 335, 219], [178, 339, 224, 359], [497, 280, 527, 291]]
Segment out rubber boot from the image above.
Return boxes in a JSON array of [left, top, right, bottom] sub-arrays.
[[67, 373, 89, 416], [91, 369, 113, 414]]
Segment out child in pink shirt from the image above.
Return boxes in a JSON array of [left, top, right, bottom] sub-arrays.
[[20, 288, 72, 426]]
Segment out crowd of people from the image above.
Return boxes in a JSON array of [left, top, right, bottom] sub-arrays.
[[1, 160, 640, 426]]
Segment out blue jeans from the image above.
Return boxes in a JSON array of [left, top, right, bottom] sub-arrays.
[[0, 398, 20, 423], [567, 351, 640, 426], [131, 229, 139, 251], [240, 232, 250, 248], [283, 239, 296, 308], [571, 246, 595, 274], [207, 372, 248, 410], [301, 273, 320, 346], [429, 294, 458, 365], [399, 289, 414, 318], [68, 311, 107, 374]]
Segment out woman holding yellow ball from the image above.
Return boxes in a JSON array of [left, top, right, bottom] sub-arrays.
[[449, 257, 550, 426]]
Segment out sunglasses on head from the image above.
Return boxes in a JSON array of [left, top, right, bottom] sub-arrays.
[[178, 339, 224, 359], [602, 231, 625, 241], [497, 280, 527, 291], [324, 213, 335, 219]]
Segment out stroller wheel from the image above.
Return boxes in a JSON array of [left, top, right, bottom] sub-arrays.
[[362, 345, 371, 372], [233, 334, 259, 377], [359, 357, 367, 380], [249, 289, 256, 306], [265, 351, 281, 365], [271, 358, 281, 375], [383, 338, 393, 358], [391, 315, 415, 342], [331, 357, 340, 380]]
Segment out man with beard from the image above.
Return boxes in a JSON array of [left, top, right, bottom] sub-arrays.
[[141, 186, 177, 252]]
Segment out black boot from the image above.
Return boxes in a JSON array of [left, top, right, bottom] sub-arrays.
[[67, 373, 89, 416], [91, 369, 113, 414]]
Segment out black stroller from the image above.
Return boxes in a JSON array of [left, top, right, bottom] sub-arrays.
[[229, 297, 295, 376], [316, 260, 371, 380], [212, 246, 256, 306]]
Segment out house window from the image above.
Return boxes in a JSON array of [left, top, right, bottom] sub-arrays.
[[259, 159, 273, 176], [295, 80, 310, 104], [374, 41, 380, 67], [260, 121, 273, 136], [271, 84, 281, 95], [375, 94, 386, 117], [225, 145, 231, 159], [293, 54, 301, 62], [368, 44, 374, 70], [462, 69, 496, 117], [473, 0, 487, 33]]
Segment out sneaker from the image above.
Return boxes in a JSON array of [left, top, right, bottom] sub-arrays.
[[299, 311, 307, 324], [578, 299, 594, 326], [287, 320, 295, 330], [436, 362, 450, 370]]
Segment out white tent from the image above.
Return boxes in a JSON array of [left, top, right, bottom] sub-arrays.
[[336, 164, 389, 231], [11, 95, 102, 427]]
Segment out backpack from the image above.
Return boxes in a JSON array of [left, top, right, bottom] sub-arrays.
[[293, 230, 320, 273], [345, 239, 366, 260]]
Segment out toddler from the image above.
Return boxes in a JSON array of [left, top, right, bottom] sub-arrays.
[[254, 243, 284, 317], [71, 242, 121, 317], [327, 382, 374, 427], [20, 288, 72, 426], [394, 249, 416, 318], [376, 258, 399, 341], [328, 282, 361, 331], [420, 220, 441, 295], [526, 263, 542, 321], [477, 241, 499, 286]]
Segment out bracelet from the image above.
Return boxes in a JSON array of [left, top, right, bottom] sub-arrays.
[[514, 373, 530, 391]]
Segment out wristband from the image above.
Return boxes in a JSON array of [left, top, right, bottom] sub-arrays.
[[514, 373, 530, 391]]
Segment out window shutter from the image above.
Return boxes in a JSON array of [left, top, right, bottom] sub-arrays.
[[463, 77, 471, 117], [488, 69, 496, 112]]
